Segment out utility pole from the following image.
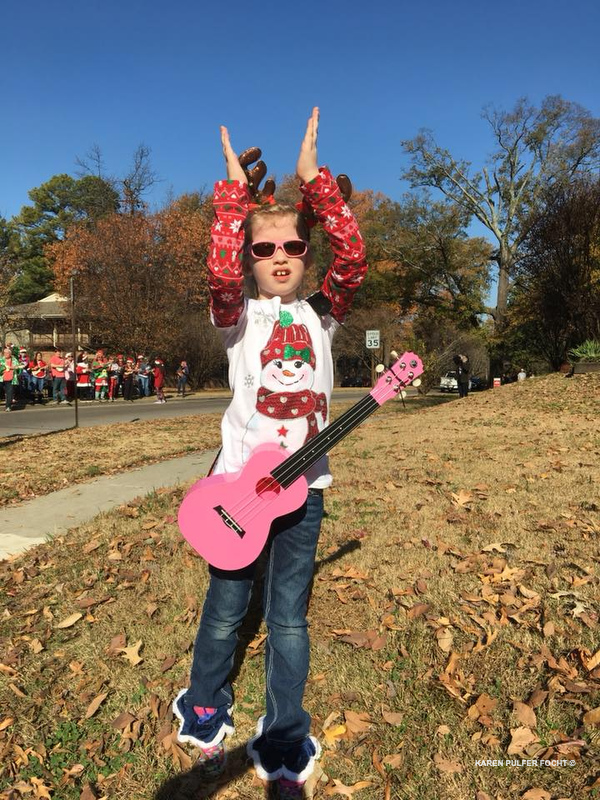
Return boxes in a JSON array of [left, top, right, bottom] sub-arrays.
[[70, 276, 79, 429]]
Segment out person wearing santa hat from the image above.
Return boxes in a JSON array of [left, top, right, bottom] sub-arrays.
[[152, 358, 166, 403], [174, 110, 368, 794], [121, 358, 137, 402], [136, 354, 151, 397]]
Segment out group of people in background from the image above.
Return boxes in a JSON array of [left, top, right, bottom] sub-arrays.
[[0, 343, 190, 411]]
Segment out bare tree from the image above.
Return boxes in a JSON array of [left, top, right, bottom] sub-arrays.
[[122, 144, 160, 214], [402, 96, 600, 327], [76, 143, 160, 214]]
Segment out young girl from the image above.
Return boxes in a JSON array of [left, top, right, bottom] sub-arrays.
[[173, 108, 368, 796]]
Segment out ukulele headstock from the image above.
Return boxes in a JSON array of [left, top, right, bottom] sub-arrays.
[[370, 351, 424, 406]]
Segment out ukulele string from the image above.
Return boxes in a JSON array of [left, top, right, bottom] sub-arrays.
[[219, 359, 419, 529], [223, 393, 379, 527]]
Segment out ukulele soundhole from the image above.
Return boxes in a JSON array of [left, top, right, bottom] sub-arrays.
[[256, 477, 282, 497]]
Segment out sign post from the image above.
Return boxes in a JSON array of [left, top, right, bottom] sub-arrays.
[[365, 330, 380, 350], [366, 330, 381, 386]]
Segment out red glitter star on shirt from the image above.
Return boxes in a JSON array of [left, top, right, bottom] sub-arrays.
[[277, 425, 288, 437]]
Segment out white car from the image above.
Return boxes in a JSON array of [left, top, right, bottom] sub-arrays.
[[440, 371, 484, 392], [440, 371, 459, 392]]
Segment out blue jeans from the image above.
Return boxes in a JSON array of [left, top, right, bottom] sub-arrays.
[[185, 492, 324, 747], [138, 376, 151, 396], [52, 377, 66, 402], [32, 376, 45, 394]]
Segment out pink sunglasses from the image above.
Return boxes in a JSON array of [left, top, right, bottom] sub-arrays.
[[249, 239, 309, 259]]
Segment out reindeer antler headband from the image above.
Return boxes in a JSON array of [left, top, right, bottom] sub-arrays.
[[237, 146, 353, 222]]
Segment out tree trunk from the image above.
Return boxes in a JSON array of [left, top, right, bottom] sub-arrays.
[[495, 242, 514, 329]]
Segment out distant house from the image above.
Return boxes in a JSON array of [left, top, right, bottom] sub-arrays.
[[1, 293, 90, 354]]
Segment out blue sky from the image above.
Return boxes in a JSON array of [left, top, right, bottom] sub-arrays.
[[1, 0, 599, 227]]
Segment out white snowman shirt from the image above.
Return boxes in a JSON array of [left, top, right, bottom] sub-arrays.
[[212, 296, 339, 489]]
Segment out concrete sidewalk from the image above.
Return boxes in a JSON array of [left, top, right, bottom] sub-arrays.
[[0, 450, 218, 560]]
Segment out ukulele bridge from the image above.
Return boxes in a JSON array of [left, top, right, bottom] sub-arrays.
[[214, 506, 245, 539]]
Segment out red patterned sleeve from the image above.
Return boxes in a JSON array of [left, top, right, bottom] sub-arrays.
[[207, 179, 250, 327], [299, 167, 368, 323]]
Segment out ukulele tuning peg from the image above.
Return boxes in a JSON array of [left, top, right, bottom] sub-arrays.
[[375, 364, 385, 374], [390, 350, 399, 360], [412, 378, 422, 388], [399, 390, 407, 399]]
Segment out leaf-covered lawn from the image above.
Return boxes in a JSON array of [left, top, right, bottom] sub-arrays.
[[1, 374, 599, 799]]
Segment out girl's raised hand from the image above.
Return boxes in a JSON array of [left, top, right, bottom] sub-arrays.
[[296, 107, 320, 183], [220, 126, 247, 184]]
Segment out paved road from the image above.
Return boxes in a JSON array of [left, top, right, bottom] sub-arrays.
[[0, 388, 395, 437]]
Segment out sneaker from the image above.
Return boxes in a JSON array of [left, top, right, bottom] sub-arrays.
[[153, 400, 162, 404], [193, 739, 227, 785], [282, 735, 321, 782], [4, 407, 10, 412], [247, 732, 284, 781], [278, 778, 306, 799], [172, 689, 234, 748], [247, 717, 320, 783]]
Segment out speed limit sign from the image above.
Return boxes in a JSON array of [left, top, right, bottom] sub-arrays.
[[366, 329, 380, 349]]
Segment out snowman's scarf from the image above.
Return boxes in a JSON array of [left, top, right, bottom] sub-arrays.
[[256, 387, 328, 441]]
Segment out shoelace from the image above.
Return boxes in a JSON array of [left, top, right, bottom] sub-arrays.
[[196, 742, 225, 782], [278, 778, 305, 799]]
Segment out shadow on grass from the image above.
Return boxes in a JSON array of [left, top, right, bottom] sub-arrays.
[[158, 535, 357, 797], [153, 741, 277, 799], [227, 534, 359, 686]]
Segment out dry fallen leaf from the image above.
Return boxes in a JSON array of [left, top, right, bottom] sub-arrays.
[[324, 779, 374, 797], [521, 789, 551, 800], [56, 612, 83, 629], [344, 710, 372, 737], [507, 726, 540, 754], [381, 710, 404, 726], [481, 542, 507, 553], [451, 489, 473, 508], [583, 707, 600, 726], [433, 753, 463, 774], [30, 778, 52, 799], [436, 626, 453, 653], [80, 784, 98, 800], [513, 701, 537, 728], [382, 752, 404, 769], [582, 648, 600, 672], [84, 692, 108, 719], [323, 723, 347, 747], [117, 640, 143, 666]]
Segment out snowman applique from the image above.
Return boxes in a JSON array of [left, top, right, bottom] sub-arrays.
[[241, 313, 327, 460]]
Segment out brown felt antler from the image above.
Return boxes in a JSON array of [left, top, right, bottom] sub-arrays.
[[238, 146, 353, 210], [238, 147, 276, 205]]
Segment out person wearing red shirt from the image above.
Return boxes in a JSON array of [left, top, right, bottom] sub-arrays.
[[1, 346, 22, 411], [153, 359, 166, 404], [50, 349, 69, 404], [29, 352, 48, 404]]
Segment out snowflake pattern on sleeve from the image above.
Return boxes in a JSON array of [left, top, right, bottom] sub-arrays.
[[299, 167, 368, 323], [208, 179, 250, 327]]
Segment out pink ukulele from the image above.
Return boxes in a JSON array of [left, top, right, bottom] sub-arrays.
[[178, 352, 423, 570]]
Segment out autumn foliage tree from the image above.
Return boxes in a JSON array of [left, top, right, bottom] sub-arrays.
[[47, 193, 220, 375], [507, 178, 600, 369]]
